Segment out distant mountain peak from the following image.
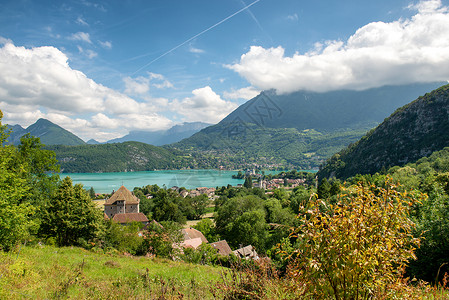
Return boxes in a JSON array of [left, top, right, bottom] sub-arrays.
[[87, 139, 100, 144], [6, 118, 85, 146], [106, 122, 211, 145]]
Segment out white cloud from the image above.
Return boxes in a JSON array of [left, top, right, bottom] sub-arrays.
[[0, 42, 172, 142], [228, 0, 449, 93], [286, 13, 299, 21], [99, 40, 112, 49], [0, 43, 106, 112], [92, 112, 173, 134], [76, 16, 89, 26], [223, 86, 260, 100], [123, 72, 173, 96], [77, 46, 97, 58], [0, 36, 12, 45], [408, 0, 447, 13], [69, 32, 92, 43], [189, 46, 205, 54], [124, 76, 150, 95], [171, 86, 238, 123], [148, 72, 174, 89], [91, 113, 118, 129]]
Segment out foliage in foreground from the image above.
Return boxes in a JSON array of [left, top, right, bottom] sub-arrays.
[[0, 111, 60, 251], [283, 179, 422, 299]]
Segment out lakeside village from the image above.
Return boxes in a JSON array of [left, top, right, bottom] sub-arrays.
[[95, 169, 314, 261]]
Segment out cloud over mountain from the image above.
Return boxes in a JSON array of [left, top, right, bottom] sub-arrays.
[[171, 86, 238, 124], [228, 0, 449, 93], [0, 41, 173, 142]]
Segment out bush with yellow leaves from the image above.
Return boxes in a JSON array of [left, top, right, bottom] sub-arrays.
[[284, 179, 422, 299]]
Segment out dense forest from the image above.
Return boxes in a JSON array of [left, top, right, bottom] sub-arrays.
[[45, 142, 196, 173]]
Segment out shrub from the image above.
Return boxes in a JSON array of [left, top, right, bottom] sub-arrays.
[[284, 179, 421, 299]]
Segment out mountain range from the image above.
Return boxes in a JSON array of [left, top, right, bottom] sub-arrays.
[[172, 82, 444, 169], [318, 84, 449, 179], [107, 122, 211, 145], [5, 82, 446, 172], [6, 119, 210, 147]]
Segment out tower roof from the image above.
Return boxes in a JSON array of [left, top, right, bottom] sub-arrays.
[[104, 185, 140, 205]]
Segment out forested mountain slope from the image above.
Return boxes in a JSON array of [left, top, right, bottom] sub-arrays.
[[173, 83, 443, 169], [46, 142, 191, 173], [318, 84, 449, 179]]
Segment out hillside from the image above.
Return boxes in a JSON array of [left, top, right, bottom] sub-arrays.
[[6, 118, 85, 146], [173, 83, 443, 169], [318, 84, 449, 179], [0, 245, 220, 299], [46, 141, 192, 173], [108, 122, 211, 145]]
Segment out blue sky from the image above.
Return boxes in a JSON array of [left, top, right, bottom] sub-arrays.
[[1, 0, 449, 141]]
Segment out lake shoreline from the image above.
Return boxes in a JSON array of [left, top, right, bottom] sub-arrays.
[[62, 169, 317, 193]]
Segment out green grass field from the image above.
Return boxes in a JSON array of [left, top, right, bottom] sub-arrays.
[[2, 244, 448, 299], [0, 245, 221, 299]]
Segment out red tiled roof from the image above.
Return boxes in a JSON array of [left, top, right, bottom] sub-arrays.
[[104, 185, 140, 205], [210, 240, 233, 256], [181, 227, 208, 244], [112, 213, 149, 224]]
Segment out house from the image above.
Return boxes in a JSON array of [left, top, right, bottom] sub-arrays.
[[111, 212, 149, 225], [233, 245, 259, 260], [103, 185, 148, 225], [180, 237, 204, 249], [181, 227, 209, 244], [174, 228, 209, 251], [209, 240, 233, 256]]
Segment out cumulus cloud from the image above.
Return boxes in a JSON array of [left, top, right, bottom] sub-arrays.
[[0, 42, 173, 142], [69, 32, 92, 43], [171, 86, 238, 124], [228, 0, 449, 93], [123, 72, 173, 96], [223, 86, 260, 100], [0, 36, 12, 45]]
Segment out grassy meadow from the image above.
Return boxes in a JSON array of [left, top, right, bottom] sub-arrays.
[[0, 245, 221, 299]]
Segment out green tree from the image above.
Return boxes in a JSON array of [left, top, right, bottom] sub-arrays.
[[183, 194, 209, 220], [0, 145, 36, 251], [317, 177, 331, 199], [152, 189, 186, 224], [40, 177, 104, 246], [244, 176, 253, 189], [0, 112, 41, 250], [88, 187, 96, 199], [215, 195, 268, 251], [290, 186, 313, 214], [193, 218, 220, 243], [138, 221, 183, 258], [103, 220, 143, 254]]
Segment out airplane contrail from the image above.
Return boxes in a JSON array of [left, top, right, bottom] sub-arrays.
[[132, 0, 262, 75]]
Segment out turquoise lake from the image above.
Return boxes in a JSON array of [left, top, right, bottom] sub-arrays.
[[62, 169, 317, 194], [63, 170, 249, 193]]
